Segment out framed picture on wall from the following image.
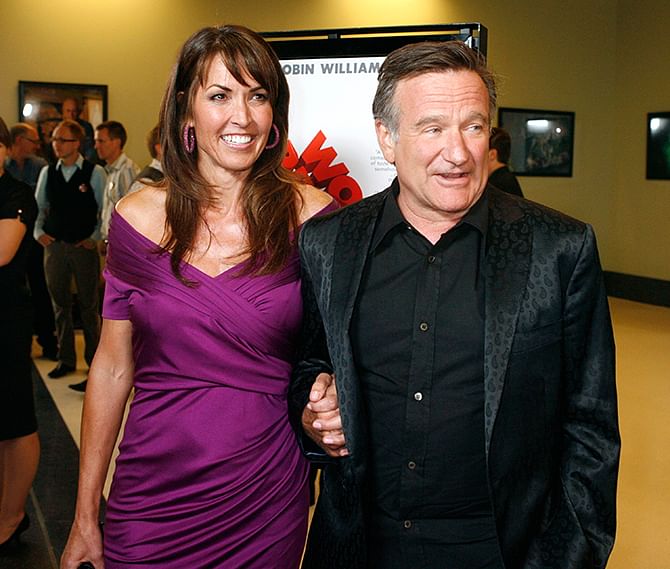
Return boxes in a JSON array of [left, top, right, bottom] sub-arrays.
[[498, 107, 575, 177], [18, 80, 108, 162], [646, 112, 670, 180]]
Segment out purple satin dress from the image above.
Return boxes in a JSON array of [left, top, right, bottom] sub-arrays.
[[101, 209, 323, 568]]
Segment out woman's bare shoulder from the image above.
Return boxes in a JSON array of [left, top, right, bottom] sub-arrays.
[[115, 185, 167, 241], [296, 184, 335, 224]]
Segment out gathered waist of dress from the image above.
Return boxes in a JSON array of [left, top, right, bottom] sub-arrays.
[[132, 369, 291, 398]]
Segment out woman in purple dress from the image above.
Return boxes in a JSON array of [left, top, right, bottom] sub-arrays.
[[61, 25, 335, 569]]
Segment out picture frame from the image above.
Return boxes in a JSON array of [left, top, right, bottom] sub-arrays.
[[646, 112, 670, 180], [498, 107, 575, 177], [17, 80, 108, 162]]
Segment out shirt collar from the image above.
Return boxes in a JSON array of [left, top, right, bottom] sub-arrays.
[[371, 178, 489, 252], [105, 152, 127, 172], [56, 154, 84, 171], [461, 187, 489, 239], [371, 179, 405, 252]]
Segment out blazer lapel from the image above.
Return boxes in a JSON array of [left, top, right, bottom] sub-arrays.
[[483, 191, 532, 452], [327, 188, 388, 457], [329, 188, 389, 328]]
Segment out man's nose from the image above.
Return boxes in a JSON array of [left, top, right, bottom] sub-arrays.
[[441, 130, 469, 165]]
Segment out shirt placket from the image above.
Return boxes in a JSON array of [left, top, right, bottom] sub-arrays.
[[398, 240, 441, 524]]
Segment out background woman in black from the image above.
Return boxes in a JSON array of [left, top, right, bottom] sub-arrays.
[[0, 116, 40, 554]]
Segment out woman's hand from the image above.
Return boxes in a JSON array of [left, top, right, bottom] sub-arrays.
[[60, 519, 104, 569]]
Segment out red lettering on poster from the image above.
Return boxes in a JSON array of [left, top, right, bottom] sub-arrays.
[[283, 131, 363, 206], [284, 140, 311, 183], [284, 140, 300, 170]]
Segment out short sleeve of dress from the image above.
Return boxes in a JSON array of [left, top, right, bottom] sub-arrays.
[[0, 176, 37, 227], [102, 268, 132, 320]]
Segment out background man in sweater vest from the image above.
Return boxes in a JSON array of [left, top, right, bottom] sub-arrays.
[[34, 120, 105, 385]]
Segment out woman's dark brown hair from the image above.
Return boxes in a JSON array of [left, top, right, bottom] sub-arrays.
[[159, 24, 301, 282]]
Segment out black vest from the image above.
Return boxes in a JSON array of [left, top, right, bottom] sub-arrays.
[[43, 160, 98, 243]]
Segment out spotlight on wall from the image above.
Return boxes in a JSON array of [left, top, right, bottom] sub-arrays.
[[526, 119, 550, 133]]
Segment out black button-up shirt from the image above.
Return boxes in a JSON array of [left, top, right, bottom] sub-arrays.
[[351, 185, 502, 569]]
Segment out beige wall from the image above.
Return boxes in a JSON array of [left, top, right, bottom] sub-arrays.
[[2, 0, 669, 279], [612, 0, 670, 279]]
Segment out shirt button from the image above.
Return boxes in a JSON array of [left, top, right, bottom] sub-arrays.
[[408, 461, 416, 470], [419, 322, 429, 332], [428, 255, 436, 263], [414, 392, 423, 401], [403, 520, 412, 529]]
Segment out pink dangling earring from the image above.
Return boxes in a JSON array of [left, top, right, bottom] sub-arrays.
[[183, 125, 195, 154], [265, 124, 280, 150]]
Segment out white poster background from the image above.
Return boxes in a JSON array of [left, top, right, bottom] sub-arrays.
[[281, 56, 396, 200]]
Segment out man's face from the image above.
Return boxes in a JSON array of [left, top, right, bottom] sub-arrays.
[[51, 125, 80, 162], [95, 128, 122, 162], [62, 99, 79, 120], [16, 127, 41, 158], [376, 70, 491, 225]]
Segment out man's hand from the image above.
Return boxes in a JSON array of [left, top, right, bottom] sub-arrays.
[[37, 234, 55, 247], [76, 238, 97, 250], [302, 373, 348, 458]]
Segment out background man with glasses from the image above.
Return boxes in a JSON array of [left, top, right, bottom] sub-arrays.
[[34, 120, 105, 385], [5, 123, 46, 188], [6, 123, 58, 360]]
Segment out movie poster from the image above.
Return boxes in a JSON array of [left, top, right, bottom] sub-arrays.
[[280, 56, 395, 205]]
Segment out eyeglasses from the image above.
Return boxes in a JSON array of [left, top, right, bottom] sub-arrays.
[[51, 137, 78, 144], [21, 136, 41, 144]]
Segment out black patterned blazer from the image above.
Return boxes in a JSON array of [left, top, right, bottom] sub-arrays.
[[290, 181, 620, 569]]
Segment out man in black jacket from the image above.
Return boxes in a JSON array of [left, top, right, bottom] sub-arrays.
[[291, 41, 619, 569], [488, 127, 524, 197]]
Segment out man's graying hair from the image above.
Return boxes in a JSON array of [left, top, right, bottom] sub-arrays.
[[372, 40, 497, 136]]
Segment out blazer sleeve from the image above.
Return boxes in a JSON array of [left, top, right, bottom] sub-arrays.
[[556, 224, 620, 567], [288, 224, 336, 462]]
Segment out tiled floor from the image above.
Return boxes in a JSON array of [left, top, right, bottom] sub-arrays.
[[3, 297, 669, 568], [3, 365, 84, 569]]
